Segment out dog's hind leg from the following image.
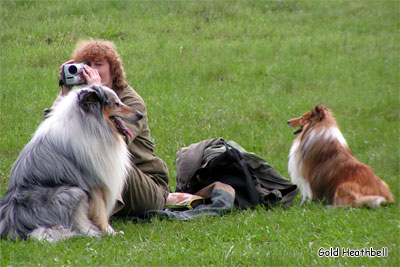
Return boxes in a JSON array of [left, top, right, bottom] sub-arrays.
[[30, 225, 77, 242], [333, 183, 377, 208], [28, 186, 99, 242], [354, 196, 387, 208], [334, 183, 389, 208], [333, 183, 358, 207]]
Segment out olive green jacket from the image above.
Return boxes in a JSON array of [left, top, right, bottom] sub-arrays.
[[114, 85, 169, 193]]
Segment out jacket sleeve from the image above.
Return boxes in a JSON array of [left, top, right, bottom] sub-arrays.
[[117, 86, 148, 145]]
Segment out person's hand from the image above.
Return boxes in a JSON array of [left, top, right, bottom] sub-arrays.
[[82, 65, 101, 85]]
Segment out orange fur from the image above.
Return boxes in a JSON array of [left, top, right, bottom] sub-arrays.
[[288, 105, 393, 208], [88, 187, 110, 232]]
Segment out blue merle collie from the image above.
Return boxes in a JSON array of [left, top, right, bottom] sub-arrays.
[[0, 84, 142, 241]]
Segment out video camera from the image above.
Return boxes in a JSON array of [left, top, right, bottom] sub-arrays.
[[61, 61, 91, 86]]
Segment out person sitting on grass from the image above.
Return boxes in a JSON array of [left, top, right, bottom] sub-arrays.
[[50, 39, 170, 217]]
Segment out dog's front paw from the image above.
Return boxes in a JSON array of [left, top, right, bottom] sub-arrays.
[[300, 196, 312, 205], [105, 225, 124, 236], [105, 225, 116, 235]]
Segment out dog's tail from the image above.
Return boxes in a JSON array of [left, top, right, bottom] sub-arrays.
[[354, 195, 390, 208], [0, 194, 30, 240], [0, 198, 13, 239]]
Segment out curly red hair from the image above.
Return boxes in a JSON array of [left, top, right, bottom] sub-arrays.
[[72, 39, 127, 89]]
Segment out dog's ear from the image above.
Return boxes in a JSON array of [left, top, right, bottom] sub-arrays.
[[314, 105, 326, 120], [78, 89, 101, 110]]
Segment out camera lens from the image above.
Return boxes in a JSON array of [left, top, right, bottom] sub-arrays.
[[68, 65, 78, 74]]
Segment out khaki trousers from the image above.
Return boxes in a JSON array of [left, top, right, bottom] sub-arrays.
[[113, 164, 168, 216]]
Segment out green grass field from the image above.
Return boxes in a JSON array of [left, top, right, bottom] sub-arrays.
[[1, 0, 399, 266]]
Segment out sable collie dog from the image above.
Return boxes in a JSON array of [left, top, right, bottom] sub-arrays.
[[287, 105, 393, 208], [0, 84, 142, 241]]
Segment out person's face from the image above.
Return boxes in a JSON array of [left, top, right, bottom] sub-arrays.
[[90, 58, 114, 88]]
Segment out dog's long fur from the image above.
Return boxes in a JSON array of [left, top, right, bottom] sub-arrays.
[[288, 105, 393, 208], [0, 84, 142, 241]]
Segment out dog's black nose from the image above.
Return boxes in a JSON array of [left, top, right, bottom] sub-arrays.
[[287, 121, 290, 125]]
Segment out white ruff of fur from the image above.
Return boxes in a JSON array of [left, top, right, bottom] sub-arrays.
[[288, 126, 348, 202], [288, 140, 312, 202], [34, 90, 130, 215], [323, 127, 347, 148]]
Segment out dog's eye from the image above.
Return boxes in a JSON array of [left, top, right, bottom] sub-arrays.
[[114, 102, 120, 107]]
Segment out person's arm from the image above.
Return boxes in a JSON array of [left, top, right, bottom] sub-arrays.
[[51, 85, 71, 108], [43, 85, 71, 120], [117, 87, 148, 144]]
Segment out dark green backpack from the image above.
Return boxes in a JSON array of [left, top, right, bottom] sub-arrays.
[[176, 138, 298, 209]]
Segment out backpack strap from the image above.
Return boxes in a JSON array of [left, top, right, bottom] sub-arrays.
[[224, 142, 259, 207]]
